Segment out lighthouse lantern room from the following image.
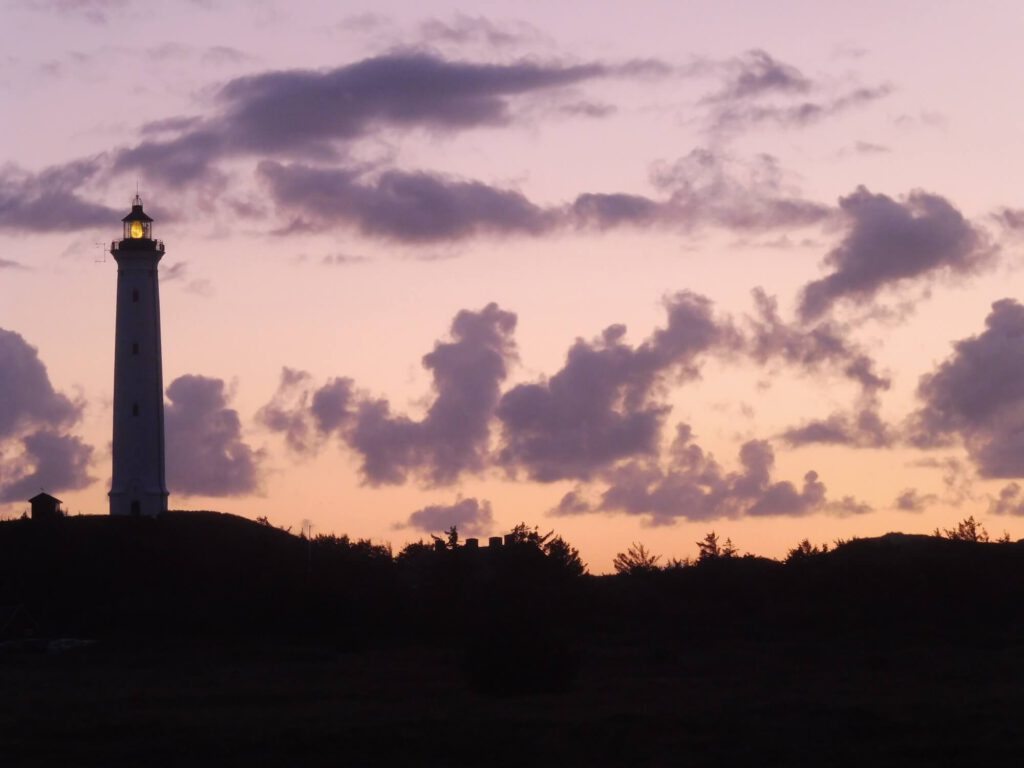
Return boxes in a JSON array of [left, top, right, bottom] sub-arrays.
[[121, 198, 154, 241]]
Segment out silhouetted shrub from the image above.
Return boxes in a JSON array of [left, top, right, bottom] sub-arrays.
[[612, 542, 661, 575]]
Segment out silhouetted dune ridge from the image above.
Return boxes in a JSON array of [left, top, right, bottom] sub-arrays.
[[3, 512, 1024, 652]]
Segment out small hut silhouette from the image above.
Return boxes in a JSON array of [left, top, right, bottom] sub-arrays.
[[28, 492, 64, 522]]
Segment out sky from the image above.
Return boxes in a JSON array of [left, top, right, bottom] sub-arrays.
[[3, 0, 1024, 571]]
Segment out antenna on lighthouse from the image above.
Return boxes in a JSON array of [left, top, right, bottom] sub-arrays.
[[93, 241, 107, 263]]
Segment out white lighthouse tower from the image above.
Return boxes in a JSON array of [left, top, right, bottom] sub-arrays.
[[109, 195, 169, 517]]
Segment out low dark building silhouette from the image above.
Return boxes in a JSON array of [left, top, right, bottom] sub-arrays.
[[28, 492, 64, 522]]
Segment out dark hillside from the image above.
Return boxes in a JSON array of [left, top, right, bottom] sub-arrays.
[[785, 533, 1024, 641], [0, 512, 394, 640], [5, 516, 1024, 765], [588, 534, 1024, 648], [4, 516, 1024, 645]]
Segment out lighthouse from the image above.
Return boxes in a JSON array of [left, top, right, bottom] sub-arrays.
[[109, 195, 169, 517]]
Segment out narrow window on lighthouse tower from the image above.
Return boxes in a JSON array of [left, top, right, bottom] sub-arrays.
[[132, 289, 139, 303], [132, 342, 139, 355], [132, 403, 139, 417]]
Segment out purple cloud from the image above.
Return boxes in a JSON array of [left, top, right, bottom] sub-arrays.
[[910, 299, 1024, 478], [0, 328, 93, 502], [704, 49, 812, 103], [0, 158, 118, 232], [497, 292, 736, 482], [256, 368, 319, 454], [781, 404, 893, 449], [745, 288, 889, 394], [990, 483, 1024, 516], [112, 53, 615, 187], [403, 497, 495, 536], [553, 424, 868, 525], [573, 150, 831, 233], [348, 304, 516, 485], [711, 85, 892, 134], [418, 14, 543, 50], [262, 295, 730, 486], [259, 287, 903, 488], [999, 209, 1024, 227], [165, 375, 263, 496], [0, 431, 94, 503], [259, 162, 552, 242], [20, 0, 127, 24], [260, 148, 829, 243], [798, 187, 993, 321], [0, 328, 81, 439], [689, 49, 891, 135], [894, 488, 936, 513], [260, 304, 517, 486], [742, 288, 895, 449]]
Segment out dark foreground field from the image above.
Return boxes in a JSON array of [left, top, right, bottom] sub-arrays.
[[3, 512, 1024, 766], [4, 637, 1024, 766]]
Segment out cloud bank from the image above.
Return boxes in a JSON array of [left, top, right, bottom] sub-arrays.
[[165, 374, 263, 496], [798, 187, 993, 321], [0, 328, 93, 503], [113, 53, 616, 187], [910, 299, 1024, 478], [261, 303, 517, 486], [0, 159, 118, 232], [402, 496, 495, 536], [260, 148, 830, 242], [497, 291, 736, 482], [553, 424, 869, 526], [258, 290, 885, 521]]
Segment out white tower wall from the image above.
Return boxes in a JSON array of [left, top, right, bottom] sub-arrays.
[[109, 228, 169, 517]]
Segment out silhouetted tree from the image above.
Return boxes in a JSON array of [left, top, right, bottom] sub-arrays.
[[613, 543, 661, 575], [255, 515, 291, 533], [496, 523, 580, 569], [544, 535, 587, 576], [696, 531, 737, 562], [396, 539, 434, 562], [785, 538, 829, 564], [935, 516, 990, 543], [429, 525, 459, 551], [506, 522, 551, 547]]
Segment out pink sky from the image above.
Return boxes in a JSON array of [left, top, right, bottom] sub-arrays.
[[3, 0, 1024, 570]]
